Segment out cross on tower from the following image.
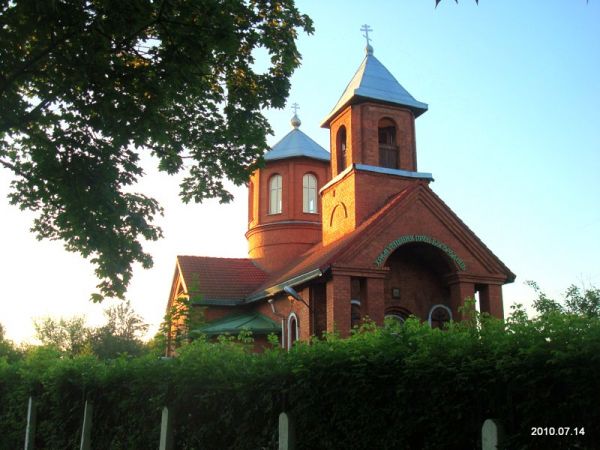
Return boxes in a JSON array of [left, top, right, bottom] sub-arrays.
[[360, 24, 373, 47], [291, 103, 300, 115]]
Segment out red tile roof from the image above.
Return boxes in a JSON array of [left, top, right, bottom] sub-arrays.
[[177, 256, 268, 301]]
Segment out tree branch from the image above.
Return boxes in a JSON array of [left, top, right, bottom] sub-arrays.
[[0, 39, 62, 96], [0, 157, 24, 177]]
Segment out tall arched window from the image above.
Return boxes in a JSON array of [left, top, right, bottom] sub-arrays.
[[336, 126, 347, 173], [269, 174, 282, 214], [378, 118, 398, 169], [287, 313, 298, 350], [302, 173, 318, 213]]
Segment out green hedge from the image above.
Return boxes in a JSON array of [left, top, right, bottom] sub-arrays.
[[1, 312, 599, 449]]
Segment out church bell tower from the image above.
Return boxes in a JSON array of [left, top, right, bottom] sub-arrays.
[[320, 28, 433, 245]]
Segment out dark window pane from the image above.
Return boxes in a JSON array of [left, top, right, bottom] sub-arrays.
[[351, 303, 361, 328], [379, 145, 398, 169], [378, 126, 395, 145]]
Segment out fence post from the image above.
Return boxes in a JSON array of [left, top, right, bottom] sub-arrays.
[[24, 396, 37, 450], [79, 401, 93, 450], [482, 418, 504, 450], [278, 411, 296, 450], [159, 406, 174, 450]]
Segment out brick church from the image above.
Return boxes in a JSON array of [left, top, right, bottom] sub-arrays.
[[166, 39, 515, 352]]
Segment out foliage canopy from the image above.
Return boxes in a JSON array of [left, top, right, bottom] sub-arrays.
[[527, 280, 600, 318], [0, 0, 313, 301], [33, 300, 149, 358]]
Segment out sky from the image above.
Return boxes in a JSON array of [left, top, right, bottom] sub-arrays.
[[1, 0, 599, 344]]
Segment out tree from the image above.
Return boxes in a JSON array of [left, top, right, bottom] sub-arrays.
[[0, 323, 21, 362], [32, 301, 149, 358], [89, 300, 149, 358], [102, 300, 148, 339], [0, 1, 313, 301], [33, 315, 90, 356], [564, 284, 600, 318], [156, 293, 195, 356], [527, 280, 600, 318]]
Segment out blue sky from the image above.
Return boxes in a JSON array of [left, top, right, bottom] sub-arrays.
[[1, 0, 599, 342]]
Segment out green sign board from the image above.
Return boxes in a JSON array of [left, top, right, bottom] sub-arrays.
[[374, 234, 466, 271]]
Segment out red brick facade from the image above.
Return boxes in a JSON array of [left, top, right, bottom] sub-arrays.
[[166, 50, 515, 352], [246, 156, 329, 271], [329, 103, 417, 176]]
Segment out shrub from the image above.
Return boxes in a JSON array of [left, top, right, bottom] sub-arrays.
[[0, 310, 598, 449]]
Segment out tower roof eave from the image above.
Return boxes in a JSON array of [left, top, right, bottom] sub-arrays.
[[320, 53, 428, 128], [264, 128, 330, 162]]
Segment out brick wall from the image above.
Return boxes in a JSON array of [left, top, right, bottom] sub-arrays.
[[326, 274, 351, 337], [247, 156, 329, 271], [327, 102, 417, 177], [321, 169, 429, 245]]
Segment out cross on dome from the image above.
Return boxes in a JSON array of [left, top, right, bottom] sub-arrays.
[[290, 102, 301, 128], [360, 24, 373, 55]]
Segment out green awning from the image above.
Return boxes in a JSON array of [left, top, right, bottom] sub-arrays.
[[191, 312, 281, 336]]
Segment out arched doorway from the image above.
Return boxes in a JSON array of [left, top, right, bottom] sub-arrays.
[[383, 242, 455, 322]]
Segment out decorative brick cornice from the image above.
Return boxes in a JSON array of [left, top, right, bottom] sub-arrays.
[[444, 272, 508, 286], [245, 220, 321, 239]]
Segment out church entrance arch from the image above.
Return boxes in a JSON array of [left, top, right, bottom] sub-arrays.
[[381, 241, 457, 323]]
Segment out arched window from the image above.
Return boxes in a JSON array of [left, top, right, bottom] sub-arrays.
[[269, 174, 282, 214], [302, 173, 318, 213], [428, 304, 452, 329], [336, 126, 347, 173], [287, 313, 298, 350], [378, 118, 398, 169]]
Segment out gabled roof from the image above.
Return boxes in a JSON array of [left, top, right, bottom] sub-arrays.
[[190, 312, 280, 336], [248, 183, 515, 301], [321, 49, 428, 127], [176, 256, 268, 303]]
